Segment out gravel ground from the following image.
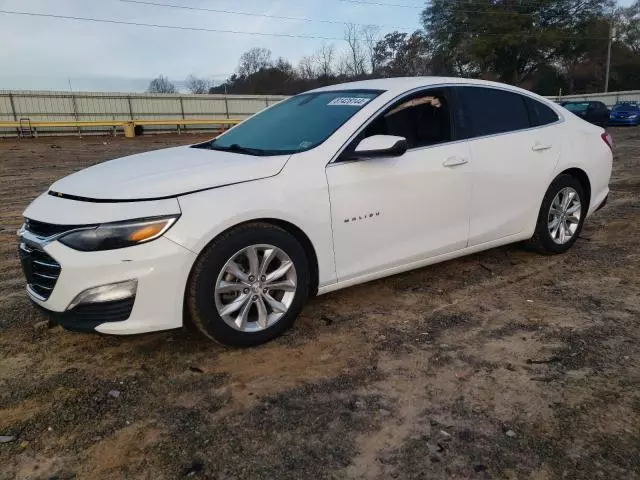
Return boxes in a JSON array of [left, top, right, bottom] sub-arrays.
[[1, 129, 639, 479]]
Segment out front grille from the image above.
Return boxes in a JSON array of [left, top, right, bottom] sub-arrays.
[[69, 298, 135, 323], [19, 244, 61, 300], [24, 218, 85, 238]]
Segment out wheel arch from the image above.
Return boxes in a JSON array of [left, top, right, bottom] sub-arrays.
[[186, 217, 320, 298], [254, 218, 320, 297], [559, 167, 591, 211]]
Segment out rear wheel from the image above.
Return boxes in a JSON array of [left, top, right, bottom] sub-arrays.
[[528, 174, 586, 254], [187, 223, 310, 346]]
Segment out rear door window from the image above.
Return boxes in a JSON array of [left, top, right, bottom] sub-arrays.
[[525, 97, 560, 127], [459, 87, 530, 137]]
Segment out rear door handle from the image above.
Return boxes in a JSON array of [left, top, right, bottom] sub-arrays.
[[443, 156, 469, 167], [532, 142, 552, 152]]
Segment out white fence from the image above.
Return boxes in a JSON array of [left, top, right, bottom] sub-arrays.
[[547, 90, 640, 107], [1, 88, 638, 137], [0, 90, 288, 136]]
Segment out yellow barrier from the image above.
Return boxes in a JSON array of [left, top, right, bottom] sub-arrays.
[[0, 120, 129, 128], [134, 119, 242, 126], [0, 118, 243, 137]]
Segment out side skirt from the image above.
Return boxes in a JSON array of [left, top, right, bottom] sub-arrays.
[[317, 232, 530, 296]]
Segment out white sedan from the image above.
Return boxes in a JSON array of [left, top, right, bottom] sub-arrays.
[[19, 77, 612, 346]]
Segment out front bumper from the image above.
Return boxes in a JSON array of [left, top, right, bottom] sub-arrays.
[[24, 237, 197, 334], [31, 297, 136, 333]]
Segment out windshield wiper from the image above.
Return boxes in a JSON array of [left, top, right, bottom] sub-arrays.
[[208, 143, 266, 156]]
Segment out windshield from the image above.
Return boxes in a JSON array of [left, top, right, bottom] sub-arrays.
[[204, 90, 383, 156], [563, 102, 590, 113], [613, 103, 638, 112]]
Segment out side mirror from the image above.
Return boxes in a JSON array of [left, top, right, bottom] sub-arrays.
[[353, 135, 407, 159]]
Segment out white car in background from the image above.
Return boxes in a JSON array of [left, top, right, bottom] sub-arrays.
[[19, 77, 613, 346]]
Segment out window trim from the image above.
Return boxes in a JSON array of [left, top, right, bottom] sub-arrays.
[[327, 83, 564, 166]]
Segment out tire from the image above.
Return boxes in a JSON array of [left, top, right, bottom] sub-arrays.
[[187, 222, 310, 347], [527, 174, 587, 254]]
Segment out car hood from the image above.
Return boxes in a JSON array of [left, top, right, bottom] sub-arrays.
[[49, 145, 290, 201]]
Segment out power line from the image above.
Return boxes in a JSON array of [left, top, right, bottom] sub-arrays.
[[424, 0, 567, 5], [120, 0, 546, 21], [459, 32, 608, 39], [338, 0, 605, 17], [343, 0, 607, 8], [119, 0, 416, 30], [119, 0, 587, 27], [425, 9, 547, 17], [0, 9, 609, 41], [337, 0, 423, 7], [0, 9, 348, 40]]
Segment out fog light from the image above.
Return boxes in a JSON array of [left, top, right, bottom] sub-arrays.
[[67, 280, 137, 310]]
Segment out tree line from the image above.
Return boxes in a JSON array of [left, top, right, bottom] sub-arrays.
[[148, 0, 640, 96]]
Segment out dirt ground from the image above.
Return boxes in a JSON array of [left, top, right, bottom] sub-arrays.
[[1, 129, 639, 480]]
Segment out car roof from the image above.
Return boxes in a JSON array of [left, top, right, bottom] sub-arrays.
[[306, 76, 546, 99]]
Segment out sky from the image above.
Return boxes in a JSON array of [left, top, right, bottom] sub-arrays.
[[0, 0, 634, 92]]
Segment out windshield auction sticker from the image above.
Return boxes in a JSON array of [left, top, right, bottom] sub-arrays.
[[328, 97, 371, 107]]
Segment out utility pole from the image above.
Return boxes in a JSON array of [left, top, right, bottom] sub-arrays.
[[604, 7, 616, 93]]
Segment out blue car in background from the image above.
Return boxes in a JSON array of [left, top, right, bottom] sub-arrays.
[[609, 102, 640, 126]]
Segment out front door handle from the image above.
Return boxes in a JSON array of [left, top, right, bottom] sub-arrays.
[[532, 142, 552, 151], [443, 156, 469, 167]]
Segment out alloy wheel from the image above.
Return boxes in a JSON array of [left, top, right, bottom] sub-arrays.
[[548, 187, 582, 245], [214, 244, 297, 332]]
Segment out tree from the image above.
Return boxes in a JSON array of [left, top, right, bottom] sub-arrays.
[[298, 55, 317, 79], [147, 75, 176, 94], [336, 52, 353, 77], [344, 23, 367, 77], [554, 15, 611, 93], [208, 0, 632, 96], [619, 0, 640, 55], [316, 44, 336, 80], [362, 25, 381, 75], [373, 30, 430, 77], [185, 74, 211, 94], [422, 0, 611, 85], [237, 47, 272, 77], [211, 57, 305, 95]]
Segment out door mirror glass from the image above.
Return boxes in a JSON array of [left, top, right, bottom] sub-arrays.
[[353, 135, 407, 158]]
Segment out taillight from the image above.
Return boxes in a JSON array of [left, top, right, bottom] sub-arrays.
[[601, 132, 614, 151]]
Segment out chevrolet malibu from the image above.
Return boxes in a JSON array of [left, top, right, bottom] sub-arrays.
[[19, 78, 613, 346]]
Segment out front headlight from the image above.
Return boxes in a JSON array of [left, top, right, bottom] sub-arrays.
[[59, 215, 179, 251]]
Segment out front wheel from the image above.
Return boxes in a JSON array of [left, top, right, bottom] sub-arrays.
[[187, 223, 310, 346], [527, 174, 586, 254]]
